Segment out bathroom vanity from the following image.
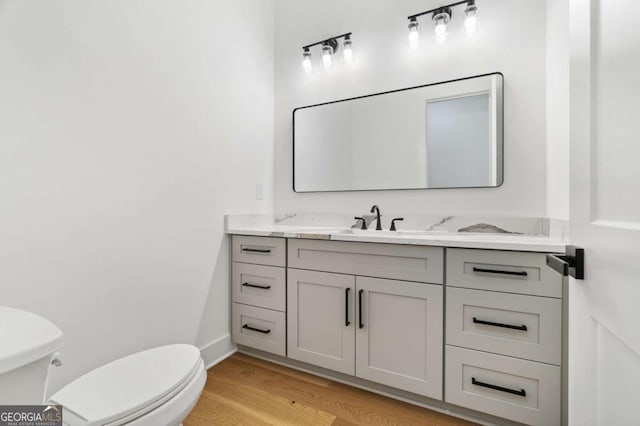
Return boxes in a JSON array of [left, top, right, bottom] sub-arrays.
[[227, 222, 567, 426]]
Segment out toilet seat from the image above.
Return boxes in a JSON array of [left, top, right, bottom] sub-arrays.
[[49, 344, 204, 426]]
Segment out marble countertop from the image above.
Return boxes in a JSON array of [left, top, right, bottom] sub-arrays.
[[225, 220, 567, 253]]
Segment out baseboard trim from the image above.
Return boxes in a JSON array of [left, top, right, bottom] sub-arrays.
[[199, 334, 237, 369]]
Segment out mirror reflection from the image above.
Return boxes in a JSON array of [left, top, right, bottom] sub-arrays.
[[293, 73, 503, 192]]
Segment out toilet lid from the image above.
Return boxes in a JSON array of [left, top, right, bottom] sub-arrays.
[[49, 344, 202, 426], [0, 306, 63, 375]]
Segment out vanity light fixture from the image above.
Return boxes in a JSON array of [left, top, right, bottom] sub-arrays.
[[408, 17, 420, 50], [407, 0, 478, 47], [322, 43, 334, 69], [464, 1, 478, 36], [343, 34, 354, 63], [300, 32, 352, 73], [302, 48, 313, 73], [433, 8, 452, 43]]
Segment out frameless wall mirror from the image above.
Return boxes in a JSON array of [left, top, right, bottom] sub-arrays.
[[293, 72, 503, 192]]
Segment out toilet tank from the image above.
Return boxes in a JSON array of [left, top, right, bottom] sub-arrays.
[[0, 307, 63, 404]]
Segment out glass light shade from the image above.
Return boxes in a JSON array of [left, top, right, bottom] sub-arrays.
[[322, 45, 333, 69], [434, 15, 449, 43], [408, 20, 420, 50], [302, 50, 312, 73], [343, 39, 353, 63], [464, 5, 478, 36]]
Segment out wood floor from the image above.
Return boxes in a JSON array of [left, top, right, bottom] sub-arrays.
[[184, 353, 476, 426]]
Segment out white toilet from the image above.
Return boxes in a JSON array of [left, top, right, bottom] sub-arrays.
[[0, 307, 206, 426]]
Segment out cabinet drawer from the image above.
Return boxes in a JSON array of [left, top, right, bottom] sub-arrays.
[[232, 236, 286, 267], [445, 346, 560, 426], [232, 263, 286, 311], [232, 303, 286, 357], [288, 239, 443, 284], [446, 288, 562, 365], [447, 248, 562, 298]]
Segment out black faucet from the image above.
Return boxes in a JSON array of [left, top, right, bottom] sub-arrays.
[[390, 218, 404, 231], [354, 217, 368, 230], [370, 205, 382, 231]]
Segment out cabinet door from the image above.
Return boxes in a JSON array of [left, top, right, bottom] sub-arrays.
[[287, 269, 355, 375], [355, 277, 443, 399]]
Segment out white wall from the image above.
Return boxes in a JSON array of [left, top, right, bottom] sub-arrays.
[[545, 0, 570, 220], [275, 0, 548, 217], [0, 0, 273, 393]]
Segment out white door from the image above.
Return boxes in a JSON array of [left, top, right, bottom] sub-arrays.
[[569, 1, 640, 424], [355, 276, 443, 399], [287, 269, 355, 374]]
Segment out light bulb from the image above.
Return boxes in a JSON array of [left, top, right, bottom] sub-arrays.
[[435, 20, 447, 43], [464, 3, 478, 36], [322, 44, 333, 69], [302, 49, 312, 73], [408, 18, 420, 50], [343, 37, 353, 63], [433, 12, 450, 43]]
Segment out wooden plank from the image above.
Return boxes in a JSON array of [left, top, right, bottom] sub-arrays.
[[185, 390, 269, 426], [185, 354, 476, 426], [233, 352, 331, 387], [200, 379, 335, 426]]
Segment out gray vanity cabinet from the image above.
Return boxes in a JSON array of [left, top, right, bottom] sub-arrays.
[[287, 239, 444, 284], [287, 268, 356, 375], [287, 270, 443, 399], [231, 235, 564, 426], [444, 248, 563, 426], [231, 236, 287, 357], [355, 276, 443, 398], [287, 239, 445, 399]]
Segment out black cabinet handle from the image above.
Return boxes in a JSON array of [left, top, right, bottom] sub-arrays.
[[472, 378, 526, 397], [358, 289, 364, 329], [472, 267, 528, 277], [473, 317, 527, 331], [242, 247, 272, 254], [345, 288, 351, 326], [242, 282, 271, 290], [242, 324, 271, 334]]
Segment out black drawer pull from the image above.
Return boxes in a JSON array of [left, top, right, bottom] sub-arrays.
[[242, 324, 271, 334], [472, 378, 526, 397], [242, 282, 272, 290], [242, 247, 272, 254], [345, 288, 351, 327], [358, 289, 364, 329], [472, 267, 528, 277], [473, 317, 528, 331]]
